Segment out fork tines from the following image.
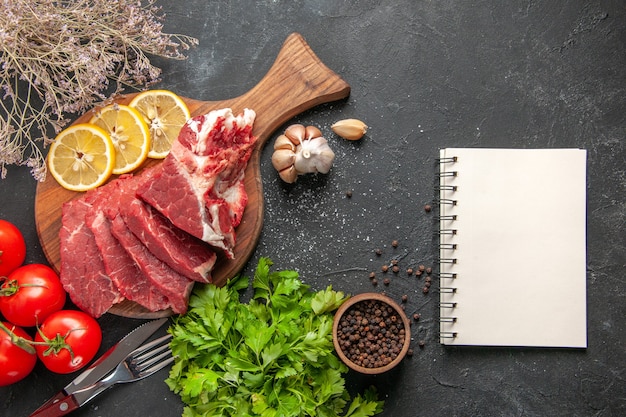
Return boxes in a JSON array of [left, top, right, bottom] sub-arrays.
[[128, 333, 174, 378]]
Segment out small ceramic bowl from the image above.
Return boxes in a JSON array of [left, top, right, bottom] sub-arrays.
[[332, 292, 411, 374]]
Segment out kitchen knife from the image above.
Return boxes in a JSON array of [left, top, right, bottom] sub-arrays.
[[29, 317, 168, 416]]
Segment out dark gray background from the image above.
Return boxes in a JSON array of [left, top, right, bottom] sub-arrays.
[[1, 1, 625, 416]]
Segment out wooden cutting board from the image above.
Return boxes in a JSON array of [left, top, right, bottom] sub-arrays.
[[34, 33, 350, 318]]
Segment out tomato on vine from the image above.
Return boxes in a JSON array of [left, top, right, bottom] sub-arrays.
[[0, 219, 27, 277], [0, 322, 37, 386], [34, 310, 102, 374], [0, 264, 66, 327]]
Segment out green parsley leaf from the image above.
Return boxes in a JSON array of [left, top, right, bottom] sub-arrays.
[[166, 257, 384, 417]]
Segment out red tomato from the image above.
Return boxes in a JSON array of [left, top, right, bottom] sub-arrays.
[[34, 310, 102, 374], [0, 219, 26, 277], [0, 322, 37, 386], [0, 264, 66, 327]]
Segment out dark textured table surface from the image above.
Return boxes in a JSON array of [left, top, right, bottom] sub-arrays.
[[1, 1, 625, 416]]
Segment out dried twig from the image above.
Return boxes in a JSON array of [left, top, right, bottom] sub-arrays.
[[0, 0, 198, 181]]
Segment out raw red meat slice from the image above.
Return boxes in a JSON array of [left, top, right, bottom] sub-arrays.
[[109, 214, 194, 314], [117, 171, 216, 283], [136, 108, 257, 258], [59, 198, 123, 317], [86, 210, 171, 312]]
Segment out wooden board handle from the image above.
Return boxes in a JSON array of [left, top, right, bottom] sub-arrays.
[[189, 32, 351, 145]]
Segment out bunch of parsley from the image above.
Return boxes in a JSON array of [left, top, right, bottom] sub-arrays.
[[166, 257, 384, 417]]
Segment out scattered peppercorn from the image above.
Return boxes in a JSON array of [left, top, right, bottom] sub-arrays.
[[381, 265, 389, 273], [413, 313, 421, 321], [426, 266, 432, 275], [415, 269, 423, 277], [375, 249, 383, 256], [383, 278, 390, 286], [418, 264, 426, 272], [391, 240, 399, 248], [424, 204, 432, 212], [346, 190, 353, 198], [422, 286, 429, 294], [371, 278, 378, 286], [424, 281, 431, 288], [418, 340, 426, 348], [401, 294, 408, 303], [407, 268, 413, 275], [392, 265, 400, 273], [391, 259, 398, 266], [369, 272, 376, 279], [407, 348, 414, 357], [425, 276, 432, 283]]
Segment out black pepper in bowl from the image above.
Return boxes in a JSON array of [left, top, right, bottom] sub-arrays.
[[333, 293, 411, 374]]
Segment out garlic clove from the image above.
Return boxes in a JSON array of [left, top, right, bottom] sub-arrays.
[[274, 134, 296, 151], [331, 118, 368, 141], [284, 124, 306, 144], [305, 125, 322, 140], [278, 165, 298, 183], [271, 149, 296, 171]]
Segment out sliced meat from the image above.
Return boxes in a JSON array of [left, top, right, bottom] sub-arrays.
[[109, 214, 194, 314], [86, 209, 171, 312], [117, 182, 216, 283], [59, 198, 123, 317], [136, 108, 257, 258]]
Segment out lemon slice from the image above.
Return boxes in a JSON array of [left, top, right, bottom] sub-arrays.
[[128, 90, 190, 159], [48, 124, 115, 192], [89, 104, 150, 174]]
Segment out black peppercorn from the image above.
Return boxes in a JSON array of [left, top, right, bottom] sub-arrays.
[[381, 265, 389, 273], [391, 240, 399, 248], [424, 204, 432, 212], [383, 278, 390, 286]]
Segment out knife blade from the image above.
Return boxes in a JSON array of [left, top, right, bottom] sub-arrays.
[[29, 317, 168, 416]]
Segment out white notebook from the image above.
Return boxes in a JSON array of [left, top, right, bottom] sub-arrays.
[[438, 148, 587, 348]]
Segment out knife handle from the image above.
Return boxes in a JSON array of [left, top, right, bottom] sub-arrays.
[[29, 394, 80, 417]]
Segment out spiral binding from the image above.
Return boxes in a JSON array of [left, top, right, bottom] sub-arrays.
[[438, 152, 458, 340]]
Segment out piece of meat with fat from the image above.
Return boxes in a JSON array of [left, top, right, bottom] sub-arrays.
[[86, 209, 171, 312], [117, 169, 216, 283], [59, 198, 123, 317], [136, 108, 257, 258], [109, 214, 194, 314]]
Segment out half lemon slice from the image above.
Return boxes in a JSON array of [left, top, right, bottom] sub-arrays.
[[129, 90, 190, 159], [89, 104, 150, 174], [47, 124, 115, 192]]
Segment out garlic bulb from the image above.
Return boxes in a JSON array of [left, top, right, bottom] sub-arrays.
[[271, 123, 335, 183]]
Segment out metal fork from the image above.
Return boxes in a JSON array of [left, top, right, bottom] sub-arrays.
[[71, 333, 175, 406]]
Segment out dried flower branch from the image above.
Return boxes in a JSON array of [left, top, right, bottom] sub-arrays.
[[0, 0, 198, 181]]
